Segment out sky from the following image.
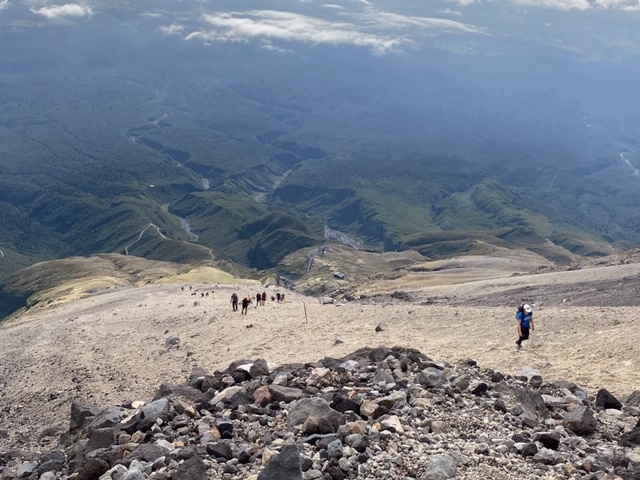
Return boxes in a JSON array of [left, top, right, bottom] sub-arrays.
[[1, 0, 639, 60]]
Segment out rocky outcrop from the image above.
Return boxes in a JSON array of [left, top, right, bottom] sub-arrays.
[[2, 346, 640, 480]]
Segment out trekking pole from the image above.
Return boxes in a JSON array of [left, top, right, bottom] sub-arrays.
[[303, 301, 308, 324]]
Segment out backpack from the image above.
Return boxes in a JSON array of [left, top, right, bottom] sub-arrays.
[[515, 304, 524, 319]]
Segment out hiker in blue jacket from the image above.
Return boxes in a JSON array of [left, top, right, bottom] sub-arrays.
[[516, 304, 535, 350]]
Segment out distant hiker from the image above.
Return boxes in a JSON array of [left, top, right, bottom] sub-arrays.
[[201, 293, 204, 298], [271, 295, 275, 302], [262, 292, 267, 305], [276, 292, 281, 303], [181, 286, 184, 291], [281, 293, 286, 303], [241, 295, 251, 315], [256, 292, 261, 307], [231, 293, 238, 312], [516, 304, 535, 350], [189, 286, 192, 291], [206, 292, 209, 297]]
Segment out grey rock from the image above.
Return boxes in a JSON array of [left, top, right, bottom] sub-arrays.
[[536, 432, 561, 450], [141, 398, 170, 423], [76, 458, 110, 480], [165, 335, 181, 348], [288, 398, 345, 434], [532, 447, 557, 465], [619, 426, 640, 447], [250, 359, 270, 377], [451, 375, 470, 391], [172, 455, 207, 480], [122, 469, 146, 480], [564, 405, 597, 435], [126, 443, 165, 464], [86, 427, 116, 453], [513, 387, 548, 420], [16, 461, 37, 478], [596, 388, 622, 410], [153, 383, 204, 403], [87, 406, 129, 433], [269, 385, 304, 403], [423, 454, 457, 480], [529, 375, 543, 388], [373, 369, 394, 385], [521, 443, 538, 457], [69, 401, 102, 434], [417, 368, 450, 390], [258, 444, 303, 480]]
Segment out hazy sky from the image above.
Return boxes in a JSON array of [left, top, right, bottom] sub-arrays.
[[1, 0, 639, 60]]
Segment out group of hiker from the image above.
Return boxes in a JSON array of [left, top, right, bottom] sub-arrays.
[[230, 291, 286, 315]]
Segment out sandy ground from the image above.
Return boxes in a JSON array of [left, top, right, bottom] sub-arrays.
[[1, 275, 640, 452]]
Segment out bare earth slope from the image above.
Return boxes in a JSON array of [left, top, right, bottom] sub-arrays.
[[1, 255, 640, 452]]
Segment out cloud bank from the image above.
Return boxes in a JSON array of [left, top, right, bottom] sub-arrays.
[[0, 0, 9, 12], [31, 3, 93, 19], [451, 0, 640, 10], [190, 10, 409, 53], [185, 7, 487, 53]]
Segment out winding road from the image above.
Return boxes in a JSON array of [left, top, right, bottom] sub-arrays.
[[124, 222, 215, 261], [124, 223, 168, 255]]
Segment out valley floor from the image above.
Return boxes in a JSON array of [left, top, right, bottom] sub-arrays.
[[1, 280, 639, 452]]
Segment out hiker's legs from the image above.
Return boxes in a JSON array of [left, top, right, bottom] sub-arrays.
[[516, 327, 530, 346]]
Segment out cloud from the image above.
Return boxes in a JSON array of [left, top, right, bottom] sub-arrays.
[[323, 4, 345, 9], [261, 43, 294, 53], [510, 0, 590, 10], [159, 23, 185, 35], [141, 12, 163, 19], [0, 0, 9, 12], [30, 3, 92, 19], [436, 8, 464, 16], [355, 9, 489, 34], [191, 10, 409, 53], [453, 0, 640, 10], [593, 0, 640, 10]]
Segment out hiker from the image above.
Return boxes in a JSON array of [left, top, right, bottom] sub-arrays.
[[271, 295, 275, 302], [231, 293, 238, 311], [256, 292, 261, 307], [276, 292, 281, 303], [516, 303, 535, 350], [281, 293, 285, 303], [241, 295, 251, 315], [261, 291, 266, 306]]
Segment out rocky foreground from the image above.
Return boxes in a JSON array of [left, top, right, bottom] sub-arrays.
[[2, 346, 640, 480]]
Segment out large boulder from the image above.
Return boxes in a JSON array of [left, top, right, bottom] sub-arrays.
[[287, 398, 345, 434], [257, 444, 303, 480], [563, 405, 597, 435]]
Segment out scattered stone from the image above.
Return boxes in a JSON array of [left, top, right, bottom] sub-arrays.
[[8, 345, 639, 480]]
